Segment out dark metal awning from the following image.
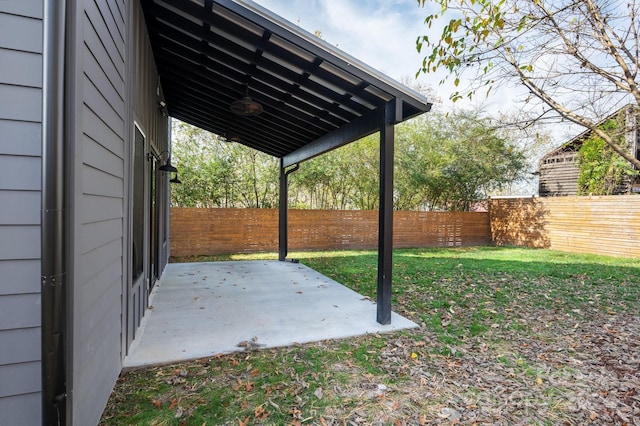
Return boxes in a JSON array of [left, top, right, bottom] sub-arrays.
[[140, 0, 432, 162]]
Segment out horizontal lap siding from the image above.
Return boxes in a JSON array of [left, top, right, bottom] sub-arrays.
[[0, 260, 40, 295], [0, 121, 40, 157], [128, 0, 169, 343], [539, 161, 579, 196], [0, 361, 41, 398], [0, 3, 43, 425], [0, 191, 40, 225], [0, 85, 42, 122], [0, 49, 42, 87], [0, 392, 41, 426], [71, 0, 126, 424], [0, 328, 40, 365], [170, 208, 491, 257], [489, 195, 640, 258]]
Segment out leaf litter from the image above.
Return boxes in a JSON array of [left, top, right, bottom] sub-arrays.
[[101, 249, 640, 425], [101, 314, 639, 425]]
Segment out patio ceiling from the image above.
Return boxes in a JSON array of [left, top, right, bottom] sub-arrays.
[[140, 0, 432, 162]]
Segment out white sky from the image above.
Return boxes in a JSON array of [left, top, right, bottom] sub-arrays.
[[251, 0, 527, 118], [252, 0, 429, 82]]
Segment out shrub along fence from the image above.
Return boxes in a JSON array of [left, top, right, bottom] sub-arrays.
[[489, 194, 640, 258], [170, 195, 640, 259], [170, 208, 490, 257]]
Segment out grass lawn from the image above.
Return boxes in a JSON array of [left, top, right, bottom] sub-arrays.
[[101, 247, 640, 425]]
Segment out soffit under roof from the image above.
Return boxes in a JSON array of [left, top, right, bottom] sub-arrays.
[[140, 0, 432, 159]]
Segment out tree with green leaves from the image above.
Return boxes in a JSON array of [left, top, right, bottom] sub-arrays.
[[491, 110, 555, 195], [171, 114, 527, 211], [170, 121, 233, 207], [397, 111, 528, 210], [577, 113, 637, 194], [170, 121, 278, 208], [417, 0, 640, 168], [289, 152, 354, 209]]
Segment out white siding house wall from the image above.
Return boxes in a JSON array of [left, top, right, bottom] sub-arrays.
[[0, 2, 44, 425]]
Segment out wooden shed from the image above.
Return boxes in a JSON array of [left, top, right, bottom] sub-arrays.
[[538, 105, 640, 196], [538, 139, 582, 196]]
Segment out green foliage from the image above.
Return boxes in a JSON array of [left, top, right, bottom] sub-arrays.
[[292, 111, 527, 211], [577, 116, 637, 195], [416, 0, 508, 101], [171, 114, 527, 211], [397, 111, 527, 210], [416, 0, 640, 170], [170, 121, 279, 208]]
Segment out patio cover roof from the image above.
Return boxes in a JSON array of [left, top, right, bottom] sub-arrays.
[[140, 0, 432, 163]]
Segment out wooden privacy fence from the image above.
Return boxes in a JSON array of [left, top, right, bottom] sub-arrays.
[[489, 195, 640, 258], [171, 195, 640, 258], [170, 208, 491, 257]]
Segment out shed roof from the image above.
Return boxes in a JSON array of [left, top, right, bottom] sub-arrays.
[[540, 104, 637, 162], [140, 0, 431, 161]]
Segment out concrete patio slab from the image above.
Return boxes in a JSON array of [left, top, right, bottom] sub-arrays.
[[124, 261, 417, 368]]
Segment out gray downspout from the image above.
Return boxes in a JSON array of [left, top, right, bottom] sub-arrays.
[[42, 0, 68, 424]]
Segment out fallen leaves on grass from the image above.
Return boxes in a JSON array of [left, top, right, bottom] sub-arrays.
[[103, 312, 640, 425], [101, 249, 640, 425]]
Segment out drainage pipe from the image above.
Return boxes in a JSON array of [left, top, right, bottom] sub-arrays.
[[42, 0, 68, 423]]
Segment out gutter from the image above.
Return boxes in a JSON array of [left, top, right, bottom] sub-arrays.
[[42, 0, 68, 424]]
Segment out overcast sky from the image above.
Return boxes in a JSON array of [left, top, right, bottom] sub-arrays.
[[252, 0, 429, 81], [250, 0, 527, 116]]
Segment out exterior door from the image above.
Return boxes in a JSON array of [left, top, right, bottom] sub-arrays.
[[127, 124, 164, 351], [149, 153, 160, 294], [128, 125, 147, 348]]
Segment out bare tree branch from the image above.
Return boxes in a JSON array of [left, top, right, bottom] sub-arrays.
[[418, 0, 640, 169]]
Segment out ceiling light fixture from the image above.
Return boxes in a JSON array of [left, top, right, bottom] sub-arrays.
[[230, 86, 263, 116]]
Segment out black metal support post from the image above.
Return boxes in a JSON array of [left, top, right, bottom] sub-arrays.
[[42, 0, 68, 424], [278, 161, 298, 261], [278, 162, 287, 261], [377, 101, 395, 325]]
